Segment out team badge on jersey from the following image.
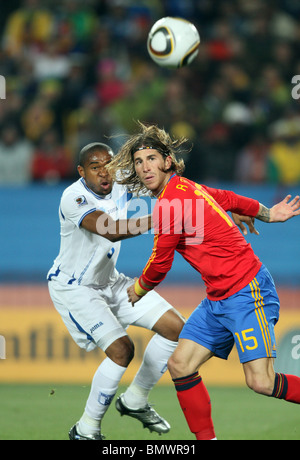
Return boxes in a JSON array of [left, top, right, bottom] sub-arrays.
[[75, 195, 88, 207]]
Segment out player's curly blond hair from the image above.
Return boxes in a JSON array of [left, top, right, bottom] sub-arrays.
[[107, 122, 186, 195]]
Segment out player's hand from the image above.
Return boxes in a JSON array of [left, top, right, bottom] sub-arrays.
[[232, 213, 259, 236], [270, 195, 300, 223], [127, 283, 141, 307]]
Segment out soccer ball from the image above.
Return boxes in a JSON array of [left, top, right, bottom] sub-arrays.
[[147, 17, 200, 68]]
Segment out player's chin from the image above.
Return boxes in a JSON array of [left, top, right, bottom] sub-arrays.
[[142, 178, 157, 191], [98, 184, 113, 195], [100, 189, 112, 196]]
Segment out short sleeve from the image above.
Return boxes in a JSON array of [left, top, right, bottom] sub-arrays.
[[60, 191, 97, 227]]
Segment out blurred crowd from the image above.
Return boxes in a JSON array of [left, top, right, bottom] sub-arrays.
[[0, 0, 300, 186]]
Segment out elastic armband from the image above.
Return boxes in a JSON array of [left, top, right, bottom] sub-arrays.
[[134, 278, 151, 297]]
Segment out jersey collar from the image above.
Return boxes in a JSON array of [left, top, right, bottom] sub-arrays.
[[157, 173, 177, 199], [80, 177, 112, 200]]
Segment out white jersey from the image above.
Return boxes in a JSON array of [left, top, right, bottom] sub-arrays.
[[47, 178, 133, 287]]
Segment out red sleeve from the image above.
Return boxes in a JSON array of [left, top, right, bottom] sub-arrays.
[[140, 236, 177, 288], [201, 185, 259, 216]]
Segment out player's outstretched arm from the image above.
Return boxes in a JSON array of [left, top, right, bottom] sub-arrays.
[[256, 195, 300, 223], [81, 210, 152, 242]]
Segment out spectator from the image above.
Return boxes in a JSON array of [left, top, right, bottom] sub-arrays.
[[95, 58, 127, 107], [55, 0, 98, 52], [29, 38, 72, 82], [268, 112, 300, 185], [3, 0, 54, 57], [64, 91, 102, 153], [0, 0, 299, 185], [235, 135, 270, 183], [21, 96, 56, 143], [31, 129, 74, 183], [184, 123, 235, 182]]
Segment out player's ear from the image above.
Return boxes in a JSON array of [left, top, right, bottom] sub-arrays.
[[77, 165, 85, 178], [164, 155, 172, 170]]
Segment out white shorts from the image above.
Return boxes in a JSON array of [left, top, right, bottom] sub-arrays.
[[48, 273, 173, 352]]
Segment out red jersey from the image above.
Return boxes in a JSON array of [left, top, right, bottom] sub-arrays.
[[140, 175, 262, 300]]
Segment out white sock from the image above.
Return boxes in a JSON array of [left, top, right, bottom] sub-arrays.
[[76, 412, 101, 436], [77, 357, 127, 436], [123, 334, 177, 409]]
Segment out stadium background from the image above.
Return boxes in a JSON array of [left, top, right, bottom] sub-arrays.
[[0, 0, 300, 388]]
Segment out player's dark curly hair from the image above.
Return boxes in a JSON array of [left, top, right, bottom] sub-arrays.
[[107, 122, 187, 195]]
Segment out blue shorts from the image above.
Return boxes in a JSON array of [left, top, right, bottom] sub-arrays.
[[179, 265, 280, 364]]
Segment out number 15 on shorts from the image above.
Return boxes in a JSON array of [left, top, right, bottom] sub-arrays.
[[235, 328, 258, 353]]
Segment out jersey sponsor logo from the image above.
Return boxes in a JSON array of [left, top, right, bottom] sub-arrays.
[[103, 206, 118, 215], [90, 322, 104, 334], [75, 195, 88, 207]]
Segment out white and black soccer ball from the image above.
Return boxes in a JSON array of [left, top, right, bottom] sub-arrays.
[[147, 17, 200, 68]]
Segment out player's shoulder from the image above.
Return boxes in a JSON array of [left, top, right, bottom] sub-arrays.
[[162, 175, 198, 198], [60, 178, 97, 210], [61, 178, 84, 199], [62, 178, 84, 195]]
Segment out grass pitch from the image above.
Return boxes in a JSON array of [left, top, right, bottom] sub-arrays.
[[0, 383, 299, 440]]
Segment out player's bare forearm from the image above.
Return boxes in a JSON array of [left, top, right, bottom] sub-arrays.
[[104, 215, 152, 241], [256, 204, 271, 222], [256, 195, 300, 223], [81, 211, 152, 241]]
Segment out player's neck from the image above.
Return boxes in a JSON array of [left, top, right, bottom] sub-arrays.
[[154, 173, 175, 198]]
